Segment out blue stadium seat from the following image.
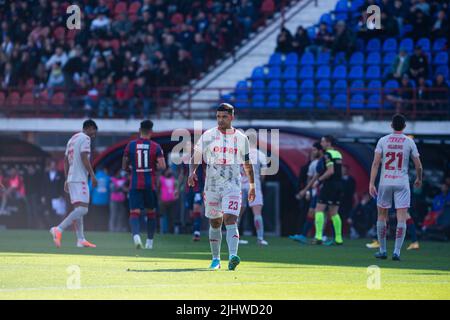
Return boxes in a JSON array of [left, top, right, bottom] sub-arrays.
[[267, 80, 282, 93], [432, 38, 447, 52], [300, 79, 315, 92], [267, 66, 281, 79], [268, 53, 282, 66], [317, 79, 331, 93], [320, 13, 333, 26], [367, 94, 381, 109], [366, 66, 381, 79], [333, 79, 347, 93], [350, 79, 365, 90], [299, 94, 315, 108], [400, 24, 413, 37], [284, 94, 297, 108], [221, 93, 232, 103], [416, 38, 430, 52], [235, 94, 249, 108], [252, 94, 265, 108], [334, 52, 347, 64], [349, 52, 364, 65], [252, 80, 265, 94], [317, 94, 331, 109], [282, 66, 297, 80], [367, 80, 382, 95], [300, 52, 315, 65], [266, 94, 281, 108], [366, 52, 381, 65], [349, 66, 364, 79], [332, 66, 347, 79], [382, 38, 397, 52], [251, 66, 265, 80], [383, 52, 396, 66], [399, 38, 414, 53], [285, 53, 298, 66], [366, 39, 381, 52], [317, 52, 331, 65], [333, 94, 347, 109], [283, 80, 298, 94], [435, 65, 449, 78], [335, 0, 348, 11], [350, 0, 364, 12], [384, 79, 399, 94], [299, 66, 314, 79], [434, 52, 448, 65], [316, 66, 331, 79], [235, 80, 248, 95], [350, 94, 365, 109], [306, 26, 316, 39]]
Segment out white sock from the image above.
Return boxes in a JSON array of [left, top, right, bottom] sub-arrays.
[[254, 215, 264, 240], [225, 224, 239, 259], [209, 226, 222, 260]]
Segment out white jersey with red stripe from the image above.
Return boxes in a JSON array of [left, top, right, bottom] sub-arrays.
[[194, 127, 250, 193], [375, 133, 420, 186], [65, 132, 91, 183]]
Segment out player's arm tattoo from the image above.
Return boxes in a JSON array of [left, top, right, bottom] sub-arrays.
[[243, 159, 255, 185], [157, 157, 167, 171], [318, 163, 334, 182], [369, 152, 382, 185], [81, 152, 95, 178]]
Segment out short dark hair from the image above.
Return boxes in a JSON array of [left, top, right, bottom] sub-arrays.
[[313, 142, 323, 150], [323, 135, 335, 145], [217, 103, 234, 115], [392, 114, 406, 131], [83, 119, 98, 130], [140, 119, 154, 131]]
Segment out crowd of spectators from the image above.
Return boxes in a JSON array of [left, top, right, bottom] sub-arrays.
[[0, 0, 278, 118]]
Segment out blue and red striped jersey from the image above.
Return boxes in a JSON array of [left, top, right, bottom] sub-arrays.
[[124, 138, 164, 190]]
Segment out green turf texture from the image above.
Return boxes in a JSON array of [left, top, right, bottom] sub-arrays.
[[0, 230, 449, 299]]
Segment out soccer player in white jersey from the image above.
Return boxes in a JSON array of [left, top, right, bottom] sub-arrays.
[[239, 132, 269, 246], [188, 103, 255, 271], [369, 114, 423, 261], [50, 120, 98, 248]]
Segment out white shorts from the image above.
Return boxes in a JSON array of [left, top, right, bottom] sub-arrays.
[[242, 187, 264, 207], [204, 189, 242, 219], [377, 184, 410, 209], [68, 181, 90, 205]]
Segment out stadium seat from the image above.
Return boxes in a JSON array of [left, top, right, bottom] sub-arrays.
[[53, 27, 65, 41], [6, 91, 20, 107], [306, 26, 316, 39], [235, 81, 249, 95], [383, 52, 396, 66], [171, 12, 184, 25], [299, 94, 314, 108], [416, 38, 430, 52], [350, 0, 364, 12], [20, 92, 34, 106], [267, 66, 281, 79], [382, 38, 397, 52], [269, 53, 282, 66], [333, 94, 347, 109], [252, 80, 265, 94], [251, 66, 265, 80], [334, 52, 347, 64], [367, 94, 381, 109], [366, 52, 381, 65], [316, 94, 331, 109], [317, 79, 331, 93], [399, 38, 414, 53], [435, 65, 449, 78], [266, 94, 281, 108], [316, 52, 330, 65], [51, 92, 65, 107], [299, 66, 314, 79], [316, 66, 331, 79], [267, 80, 282, 93], [300, 52, 315, 66], [282, 66, 297, 80], [384, 79, 399, 94], [300, 79, 315, 93], [366, 66, 381, 79], [283, 80, 298, 94], [433, 52, 448, 65], [332, 66, 347, 80], [333, 79, 348, 94], [350, 94, 365, 109], [432, 38, 447, 52], [252, 94, 265, 108], [128, 1, 141, 15], [349, 52, 364, 65], [367, 80, 382, 95], [348, 66, 364, 80], [235, 94, 250, 108], [350, 80, 365, 90], [284, 94, 297, 108], [114, 2, 127, 16], [319, 13, 333, 26], [366, 39, 381, 52], [0, 92, 5, 106], [285, 53, 298, 66]]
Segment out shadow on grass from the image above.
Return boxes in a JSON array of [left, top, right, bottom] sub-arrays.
[[1, 230, 450, 273]]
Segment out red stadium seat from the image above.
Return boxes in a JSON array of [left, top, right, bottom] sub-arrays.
[[66, 29, 78, 41], [128, 1, 141, 15], [20, 92, 35, 106], [53, 27, 65, 41], [171, 13, 184, 25], [0, 92, 5, 106], [261, 0, 275, 15], [51, 92, 65, 107], [25, 78, 34, 89], [114, 2, 127, 16], [110, 39, 120, 52], [6, 92, 21, 107]]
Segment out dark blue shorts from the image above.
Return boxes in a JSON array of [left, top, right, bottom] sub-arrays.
[[129, 189, 157, 210], [184, 190, 203, 210]]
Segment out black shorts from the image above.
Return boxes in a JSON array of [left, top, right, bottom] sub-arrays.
[[318, 180, 343, 206]]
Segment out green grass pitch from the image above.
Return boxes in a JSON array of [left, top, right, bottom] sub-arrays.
[[0, 230, 449, 299]]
